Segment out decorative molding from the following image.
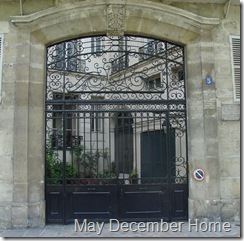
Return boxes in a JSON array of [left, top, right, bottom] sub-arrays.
[[10, 0, 220, 31], [106, 4, 126, 36]]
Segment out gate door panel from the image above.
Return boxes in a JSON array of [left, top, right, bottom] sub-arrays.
[[45, 36, 188, 223], [65, 185, 118, 223], [119, 184, 170, 221]]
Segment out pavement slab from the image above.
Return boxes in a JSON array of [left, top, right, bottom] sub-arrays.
[[0, 221, 240, 238]]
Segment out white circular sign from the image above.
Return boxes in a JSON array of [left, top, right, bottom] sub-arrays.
[[193, 168, 205, 181]]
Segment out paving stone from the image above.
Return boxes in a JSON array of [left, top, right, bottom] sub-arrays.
[[0, 222, 240, 238], [1, 229, 28, 237], [23, 227, 44, 237]]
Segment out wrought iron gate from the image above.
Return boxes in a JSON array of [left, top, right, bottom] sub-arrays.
[[45, 36, 188, 224]]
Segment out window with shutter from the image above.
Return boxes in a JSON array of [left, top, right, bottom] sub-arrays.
[[230, 36, 240, 101], [0, 34, 3, 104]]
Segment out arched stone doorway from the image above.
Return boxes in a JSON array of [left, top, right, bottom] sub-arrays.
[[9, 1, 220, 227]]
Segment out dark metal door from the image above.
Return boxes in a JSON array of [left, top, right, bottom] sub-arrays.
[[141, 130, 168, 179], [45, 36, 188, 224]]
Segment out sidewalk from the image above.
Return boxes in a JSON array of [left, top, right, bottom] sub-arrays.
[[0, 221, 240, 238]]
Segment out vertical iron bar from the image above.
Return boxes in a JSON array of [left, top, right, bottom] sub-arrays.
[[183, 47, 188, 186], [62, 65, 67, 224], [96, 105, 99, 178], [115, 113, 119, 179], [140, 111, 143, 183], [102, 112, 105, 177], [164, 42, 172, 221], [134, 112, 137, 178], [159, 112, 163, 183], [62, 105, 66, 224], [83, 112, 86, 178], [147, 112, 150, 181], [108, 112, 111, 178], [122, 114, 125, 179], [128, 113, 131, 176], [89, 107, 93, 180]]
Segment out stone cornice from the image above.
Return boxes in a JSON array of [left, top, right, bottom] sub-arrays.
[[10, 0, 220, 31], [141, 1, 220, 27]]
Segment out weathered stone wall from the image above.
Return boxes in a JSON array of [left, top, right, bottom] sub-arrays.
[[213, 5, 240, 221], [0, 0, 240, 228]]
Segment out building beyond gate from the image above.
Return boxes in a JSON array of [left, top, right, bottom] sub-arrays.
[[0, 0, 240, 228]]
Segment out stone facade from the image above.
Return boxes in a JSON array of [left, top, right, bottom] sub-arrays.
[[0, 0, 240, 228]]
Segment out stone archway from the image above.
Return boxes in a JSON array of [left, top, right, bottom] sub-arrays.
[[9, 0, 220, 227]]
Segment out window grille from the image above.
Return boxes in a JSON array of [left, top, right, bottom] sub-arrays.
[[51, 40, 86, 72], [230, 36, 240, 101], [146, 73, 161, 90], [91, 37, 102, 56]]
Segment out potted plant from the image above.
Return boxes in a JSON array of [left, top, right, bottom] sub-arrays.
[[129, 169, 138, 184]]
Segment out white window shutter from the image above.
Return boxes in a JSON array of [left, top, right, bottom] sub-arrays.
[[230, 36, 240, 101], [0, 34, 3, 104]]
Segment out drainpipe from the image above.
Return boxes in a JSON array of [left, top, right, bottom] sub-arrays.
[[224, 0, 231, 19]]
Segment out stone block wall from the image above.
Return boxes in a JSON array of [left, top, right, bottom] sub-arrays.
[[0, 0, 240, 228]]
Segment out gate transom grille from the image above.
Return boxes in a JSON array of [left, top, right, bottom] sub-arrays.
[[45, 36, 188, 223]]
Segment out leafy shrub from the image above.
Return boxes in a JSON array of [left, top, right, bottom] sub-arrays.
[[72, 145, 110, 178], [45, 139, 79, 184]]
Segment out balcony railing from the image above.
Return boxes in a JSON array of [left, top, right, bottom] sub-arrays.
[[111, 54, 129, 73], [139, 40, 164, 60]]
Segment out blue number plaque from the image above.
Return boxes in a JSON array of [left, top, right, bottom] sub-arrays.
[[205, 76, 213, 85]]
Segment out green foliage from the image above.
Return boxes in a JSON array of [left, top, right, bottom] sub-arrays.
[[45, 138, 59, 180], [46, 140, 114, 183], [72, 145, 110, 178], [129, 169, 138, 184], [98, 162, 116, 184], [45, 139, 79, 184], [99, 169, 116, 179], [129, 169, 138, 178]]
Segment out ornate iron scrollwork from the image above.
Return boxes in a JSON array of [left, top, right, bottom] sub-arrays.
[[45, 35, 187, 185]]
